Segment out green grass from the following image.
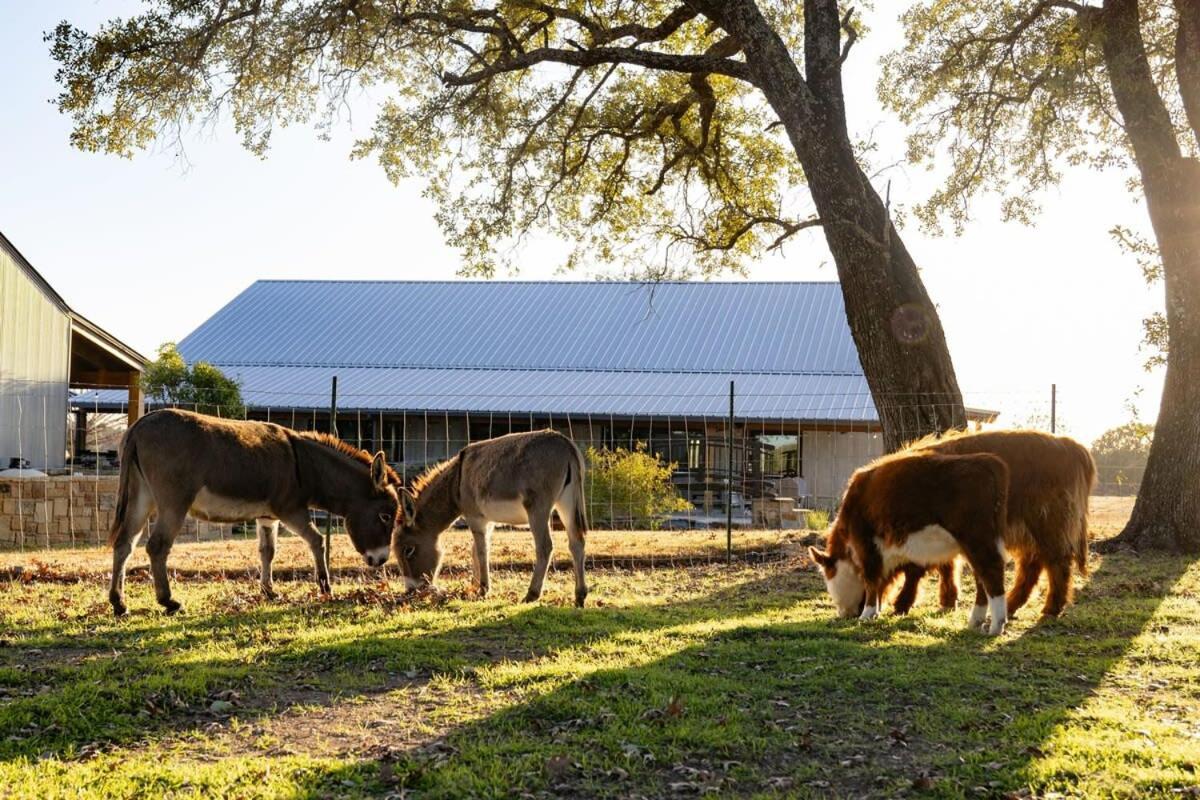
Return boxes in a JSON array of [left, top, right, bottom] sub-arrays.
[[0, 546, 1197, 799]]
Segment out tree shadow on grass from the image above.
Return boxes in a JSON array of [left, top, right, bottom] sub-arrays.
[[0, 567, 816, 764], [0, 552, 1194, 798], [284, 552, 1198, 799]]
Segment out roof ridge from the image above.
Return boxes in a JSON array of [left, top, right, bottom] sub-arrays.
[[250, 278, 842, 286], [206, 362, 863, 377]]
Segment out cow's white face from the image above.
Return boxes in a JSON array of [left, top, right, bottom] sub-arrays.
[[826, 559, 866, 618], [809, 546, 866, 618]]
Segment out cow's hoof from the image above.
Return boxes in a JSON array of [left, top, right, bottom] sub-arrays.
[[575, 588, 588, 608], [112, 603, 128, 619], [160, 599, 182, 615], [522, 590, 542, 603], [261, 586, 279, 601]]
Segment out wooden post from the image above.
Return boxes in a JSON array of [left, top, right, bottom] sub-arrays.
[[323, 376, 338, 575], [127, 373, 143, 425], [73, 409, 88, 459], [1050, 384, 1057, 434], [726, 380, 734, 565]]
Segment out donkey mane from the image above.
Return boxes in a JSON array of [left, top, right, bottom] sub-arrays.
[[410, 456, 459, 497], [295, 431, 401, 485]]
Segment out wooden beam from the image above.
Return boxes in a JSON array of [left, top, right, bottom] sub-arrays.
[[72, 369, 131, 388], [127, 374, 143, 425]]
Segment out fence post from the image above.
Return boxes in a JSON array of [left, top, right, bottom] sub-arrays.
[[325, 375, 338, 575], [1050, 383, 1057, 434], [726, 380, 734, 565]]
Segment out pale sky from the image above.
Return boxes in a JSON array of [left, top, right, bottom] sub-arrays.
[[0, 2, 1165, 443]]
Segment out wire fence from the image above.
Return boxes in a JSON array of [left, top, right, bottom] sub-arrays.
[[0, 379, 1145, 566]]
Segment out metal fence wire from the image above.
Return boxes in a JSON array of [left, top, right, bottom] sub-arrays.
[[0, 380, 1142, 572]]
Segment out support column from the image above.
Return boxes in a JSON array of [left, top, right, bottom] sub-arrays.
[[127, 373, 143, 425]]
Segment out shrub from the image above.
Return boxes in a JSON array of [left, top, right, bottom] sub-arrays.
[[804, 509, 830, 531], [585, 443, 690, 529], [1091, 422, 1154, 495], [142, 343, 245, 418]]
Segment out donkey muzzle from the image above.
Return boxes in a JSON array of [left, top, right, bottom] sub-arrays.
[[363, 546, 390, 568]]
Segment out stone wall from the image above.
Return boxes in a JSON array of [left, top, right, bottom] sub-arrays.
[[0, 476, 233, 549]]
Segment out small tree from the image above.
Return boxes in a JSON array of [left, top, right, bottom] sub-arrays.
[[142, 343, 245, 418], [586, 444, 690, 529], [1092, 423, 1155, 496]]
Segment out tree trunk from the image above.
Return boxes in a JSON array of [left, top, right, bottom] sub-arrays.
[[1099, 0, 1200, 553], [711, 0, 967, 450], [1107, 159, 1200, 553]]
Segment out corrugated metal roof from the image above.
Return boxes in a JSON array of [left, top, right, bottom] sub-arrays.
[[73, 367, 879, 422], [178, 280, 861, 375], [74, 280, 909, 421]]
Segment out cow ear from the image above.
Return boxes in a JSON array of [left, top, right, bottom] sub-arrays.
[[808, 546, 833, 569], [401, 489, 416, 524], [370, 451, 388, 489]]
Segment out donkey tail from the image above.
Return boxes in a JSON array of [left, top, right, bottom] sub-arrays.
[[108, 430, 141, 547], [567, 440, 588, 536]]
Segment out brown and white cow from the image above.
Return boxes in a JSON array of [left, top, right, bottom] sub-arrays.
[[894, 430, 1095, 618], [808, 450, 1012, 635]]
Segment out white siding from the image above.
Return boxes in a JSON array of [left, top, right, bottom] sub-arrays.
[[802, 430, 885, 510], [0, 248, 70, 469]]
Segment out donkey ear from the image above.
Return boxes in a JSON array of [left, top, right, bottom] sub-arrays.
[[401, 489, 416, 523], [370, 451, 388, 489], [808, 546, 833, 570]]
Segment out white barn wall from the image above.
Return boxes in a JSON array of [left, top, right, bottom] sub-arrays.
[[802, 430, 884, 510], [0, 246, 70, 470]]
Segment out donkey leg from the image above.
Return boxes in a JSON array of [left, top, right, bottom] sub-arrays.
[[282, 513, 332, 596], [564, 514, 588, 609], [109, 492, 153, 618], [468, 520, 493, 598], [257, 519, 280, 599], [523, 512, 555, 603], [146, 510, 185, 614]]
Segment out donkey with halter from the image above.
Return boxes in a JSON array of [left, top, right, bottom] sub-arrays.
[[108, 409, 402, 617], [393, 429, 590, 607]]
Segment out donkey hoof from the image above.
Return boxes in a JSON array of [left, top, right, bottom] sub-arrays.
[[161, 599, 182, 615], [575, 588, 588, 608], [112, 603, 128, 619], [261, 586, 279, 601], [522, 590, 542, 603]]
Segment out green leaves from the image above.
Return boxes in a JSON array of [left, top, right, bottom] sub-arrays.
[[50, 1, 812, 279], [585, 443, 690, 529], [142, 342, 245, 417], [881, 1, 1200, 233]]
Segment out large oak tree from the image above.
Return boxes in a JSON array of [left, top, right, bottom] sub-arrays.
[[885, 0, 1200, 552], [51, 1, 968, 450]]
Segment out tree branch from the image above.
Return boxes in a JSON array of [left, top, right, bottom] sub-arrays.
[[441, 44, 754, 86], [1174, 0, 1200, 147], [838, 7, 858, 66]]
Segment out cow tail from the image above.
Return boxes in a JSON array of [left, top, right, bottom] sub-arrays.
[[1072, 441, 1097, 575], [108, 432, 140, 547]]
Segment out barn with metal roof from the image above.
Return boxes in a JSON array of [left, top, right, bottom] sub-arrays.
[[74, 280, 992, 511]]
